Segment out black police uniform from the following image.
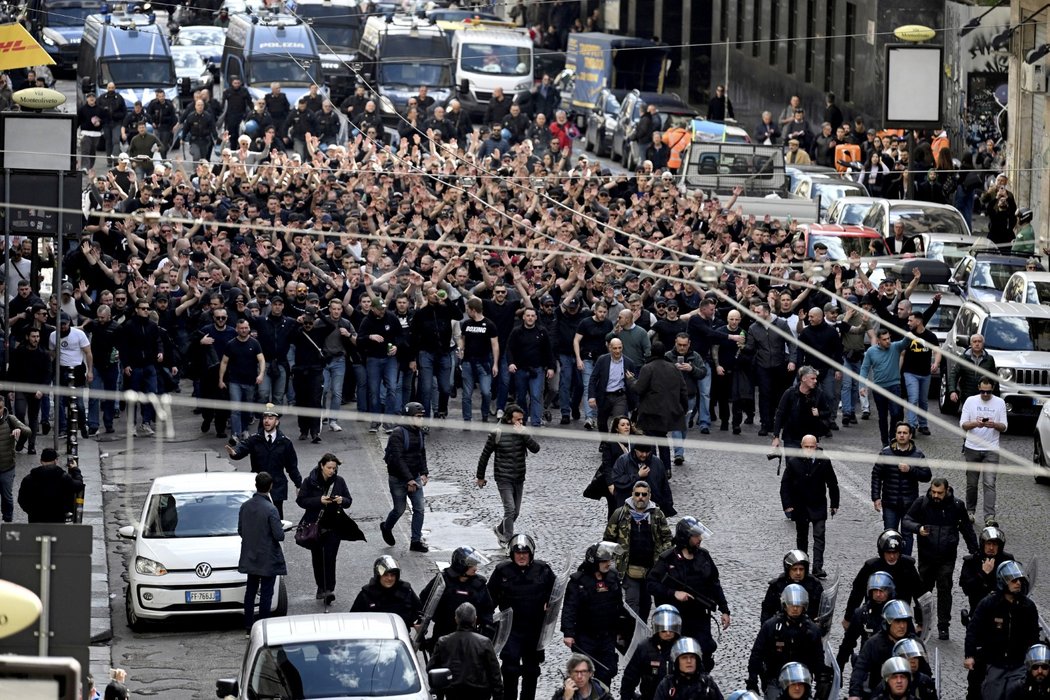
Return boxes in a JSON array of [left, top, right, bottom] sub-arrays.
[[561, 563, 624, 686], [850, 629, 918, 699], [621, 635, 676, 700], [837, 598, 887, 671], [844, 556, 923, 625], [960, 549, 1015, 611], [350, 575, 422, 629], [760, 573, 824, 625], [965, 590, 1041, 700], [746, 611, 826, 694], [652, 669, 722, 700], [420, 569, 496, 651], [488, 556, 557, 700]]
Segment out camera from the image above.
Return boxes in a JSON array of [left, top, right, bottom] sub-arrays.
[[767, 451, 781, 461]]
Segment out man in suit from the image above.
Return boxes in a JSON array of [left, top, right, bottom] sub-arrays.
[[237, 471, 286, 635], [587, 338, 638, 433]]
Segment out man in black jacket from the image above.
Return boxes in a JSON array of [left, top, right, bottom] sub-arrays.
[[959, 525, 1013, 615], [351, 555, 422, 628], [98, 82, 127, 162], [795, 307, 844, 430], [410, 286, 456, 419], [9, 327, 50, 452], [507, 309, 555, 427], [221, 77, 252, 138], [251, 295, 295, 407], [236, 472, 286, 634], [120, 299, 164, 437], [747, 584, 826, 696], [225, 404, 303, 518], [843, 531, 925, 632], [902, 478, 978, 640], [476, 406, 540, 543], [427, 602, 503, 700], [632, 340, 688, 471], [760, 550, 824, 625], [772, 366, 832, 449], [146, 89, 178, 155], [744, 302, 795, 436], [380, 402, 429, 552], [562, 542, 625, 685], [18, 448, 83, 523], [780, 435, 840, 578]]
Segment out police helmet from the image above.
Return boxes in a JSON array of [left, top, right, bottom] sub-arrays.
[[777, 662, 812, 690], [373, 555, 400, 579], [726, 693, 762, 700], [1025, 644, 1050, 670], [781, 583, 810, 611], [669, 637, 703, 666], [979, 526, 1006, 548], [584, 541, 624, 566], [881, 600, 913, 629], [867, 571, 896, 598], [652, 605, 683, 635], [1018, 207, 1034, 223], [893, 637, 927, 660], [997, 560, 1029, 594], [674, 517, 712, 546], [507, 533, 536, 558], [449, 546, 489, 576], [878, 529, 905, 554], [881, 656, 912, 681], [783, 549, 810, 573], [402, 401, 425, 416]]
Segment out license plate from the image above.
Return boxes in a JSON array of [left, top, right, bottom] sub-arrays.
[[186, 590, 220, 603]]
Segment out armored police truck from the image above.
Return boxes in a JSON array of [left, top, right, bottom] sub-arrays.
[[77, 11, 178, 107], [222, 10, 326, 105], [283, 0, 362, 103]]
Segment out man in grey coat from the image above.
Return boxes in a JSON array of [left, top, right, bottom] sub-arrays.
[[631, 340, 689, 474], [238, 472, 287, 635]]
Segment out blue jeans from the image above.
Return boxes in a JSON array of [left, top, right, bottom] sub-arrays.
[[228, 381, 255, 435], [818, 371, 838, 416], [903, 372, 931, 429], [366, 356, 399, 418], [697, 363, 713, 428], [243, 574, 276, 631], [127, 366, 159, 424], [384, 475, 425, 542], [417, 350, 451, 417], [0, 468, 15, 522], [581, 359, 596, 420], [88, 364, 120, 430], [260, 364, 288, 406], [323, 356, 346, 416], [558, 354, 583, 418], [672, 395, 699, 458], [514, 367, 545, 426], [461, 359, 493, 421], [840, 358, 861, 417], [495, 353, 511, 411], [882, 503, 914, 555]]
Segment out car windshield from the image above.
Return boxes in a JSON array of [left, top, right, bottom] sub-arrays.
[[172, 51, 204, 70], [44, 1, 99, 26], [101, 59, 175, 86], [660, 112, 694, 130], [810, 234, 870, 260], [889, 207, 968, 236], [814, 182, 864, 201], [460, 43, 530, 76], [603, 94, 621, 115], [984, 317, 1050, 351], [249, 58, 322, 85], [927, 240, 972, 269], [249, 639, 421, 698], [312, 24, 360, 50], [142, 491, 250, 538], [378, 62, 451, 88], [970, 261, 1021, 291], [177, 28, 224, 46], [913, 304, 958, 334]]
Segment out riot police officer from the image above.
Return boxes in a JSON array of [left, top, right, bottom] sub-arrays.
[[960, 525, 1014, 620], [761, 550, 825, 624], [1008, 644, 1050, 700], [843, 531, 924, 632], [778, 662, 815, 700], [965, 561, 1041, 700], [652, 637, 723, 700], [350, 556, 422, 629], [875, 638, 937, 700], [849, 600, 918, 700], [621, 605, 682, 700], [561, 542, 626, 686], [488, 534, 557, 700], [420, 547, 496, 651], [648, 518, 730, 672], [747, 585, 826, 699], [838, 572, 896, 671], [871, 657, 919, 700]]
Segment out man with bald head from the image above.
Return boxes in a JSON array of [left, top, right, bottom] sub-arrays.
[[606, 308, 650, 367], [589, 337, 639, 432], [780, 434, 839, 577], [795, 307, 844, 430]]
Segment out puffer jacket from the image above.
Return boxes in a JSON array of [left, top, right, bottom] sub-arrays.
[[946, 348, 997, 402], [0, 410, 30, 473], [870, 442, 931, 507], [476, 425, 540, 484], [902, 485, 978, 564]]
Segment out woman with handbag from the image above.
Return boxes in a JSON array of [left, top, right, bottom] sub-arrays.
[[296, 453, 353, 602], [587, 415, 637, 518]]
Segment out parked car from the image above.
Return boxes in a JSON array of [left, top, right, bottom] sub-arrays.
[[120, 472, 291, 631], [826, 196, 882, 227], [938, 300, 1050, 419], [583, 87, 625, 157], [790, 172, 869, 222], [171, 45, 216, 94], [1001, 271, 1050, 305], [1035, 401, 1050, 482], [216, 613, 431, 700], [911, 232, 997, 269], [172, 25, 225, 67], [948, 253, 1032, 301], [861, 199, 971, 240], [610, 90, 697, 171]]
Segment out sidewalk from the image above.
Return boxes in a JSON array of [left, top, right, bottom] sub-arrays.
[[81, 441, 113, 687]]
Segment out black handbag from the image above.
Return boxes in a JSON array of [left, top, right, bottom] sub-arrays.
[[583, 468, 608, 500], [294, 519, 320, 549]]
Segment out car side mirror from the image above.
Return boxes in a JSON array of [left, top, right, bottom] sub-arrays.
[[215, 678, 238, 698], [118, 525, 137, 539], [80, 76, 95, 94], [459, 79, 469, 95], [428, 668, 453, 692]]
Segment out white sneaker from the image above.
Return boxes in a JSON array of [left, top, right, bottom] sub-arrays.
[[496, 409, 504, 420], [329, 421, 343, 432], [135, 424, 153, 437]]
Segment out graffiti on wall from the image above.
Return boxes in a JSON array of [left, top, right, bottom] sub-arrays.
[[945, 2, 1010, 148]]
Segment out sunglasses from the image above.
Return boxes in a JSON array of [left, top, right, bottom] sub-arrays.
[[214, 315, 228, 320], [979, 390, 993, 395], [632, 491, 649, 497]]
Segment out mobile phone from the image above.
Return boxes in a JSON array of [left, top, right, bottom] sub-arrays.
[[981, 417, 990, 423], [676, 355, 685, 364]]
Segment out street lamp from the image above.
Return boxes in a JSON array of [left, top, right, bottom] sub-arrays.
[[960, 0, 1010, 37], [1026, 43, 1050, 63]]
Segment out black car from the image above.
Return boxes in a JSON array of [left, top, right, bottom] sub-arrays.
[[610, 90, 697, 171], [583, 88, 626, 157]]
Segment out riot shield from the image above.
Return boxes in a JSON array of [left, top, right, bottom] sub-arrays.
[[1028, 556, 1039, 592], [816, 571, 839, 638], [413, 574, 446, 650], [492, 608, 513, 656], [1038, 610, 1050, 646], [917, 592, 934, 644], [819, 639, 841, 700], [537, 557, 573, 651], [934, 647, 941, 698], [618, 602, 651, 663]]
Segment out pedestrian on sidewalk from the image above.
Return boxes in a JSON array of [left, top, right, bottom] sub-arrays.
[[17, 447, 82, 524], [237, 471, 286, 634], [226, 403, 302, 518], [0, 395, 30, 522], [960, 377, 1007, 525], [780, 434, 839, 578], [476, 404, 540, 545], [380, 402, 430, 553]]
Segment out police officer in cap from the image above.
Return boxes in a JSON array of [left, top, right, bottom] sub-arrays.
[[225, 403, 302, 518], [960, 524, 1014, 623], [420, 547, 496, 651], [760, 550, 825, 625], [561, 541, 626, 686], [871, 658, 918, 700], [621, 605, 682, 700], [838, 572, 896, 672], [488, 534, 557, 700], [652, 637, 723, 700], [1009, 644, 1050, 700], [849, 601, 919, 700], [647, 517, 730, 672], [350, 555, 422, 629], [843, 531, 924, 633], [747, 586, 826, 699]]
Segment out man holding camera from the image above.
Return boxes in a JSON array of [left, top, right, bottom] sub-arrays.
[[959, 377, 1007, 526]]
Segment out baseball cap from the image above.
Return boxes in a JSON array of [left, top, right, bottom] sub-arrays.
[[823, 302, 840, 313]]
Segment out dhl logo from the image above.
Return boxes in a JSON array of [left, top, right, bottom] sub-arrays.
[[0, 40, 28, 53]]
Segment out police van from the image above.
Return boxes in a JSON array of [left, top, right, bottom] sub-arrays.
[[77, 11, 178, 107], [222, 10, 326, 104], [282, 0, 363, 103], [25, 0, 102, 72], [451, 26, 533, 121], [357, 13, 452, 123]]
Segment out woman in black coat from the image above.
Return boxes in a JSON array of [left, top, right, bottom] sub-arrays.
[[296, 453, 352, 601], [598, 415, 636, 518]]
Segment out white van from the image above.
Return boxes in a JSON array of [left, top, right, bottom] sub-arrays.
[[451, 27, 534, 120]]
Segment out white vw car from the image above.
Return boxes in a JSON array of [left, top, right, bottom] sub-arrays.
[[120, 472, 290, 630]]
